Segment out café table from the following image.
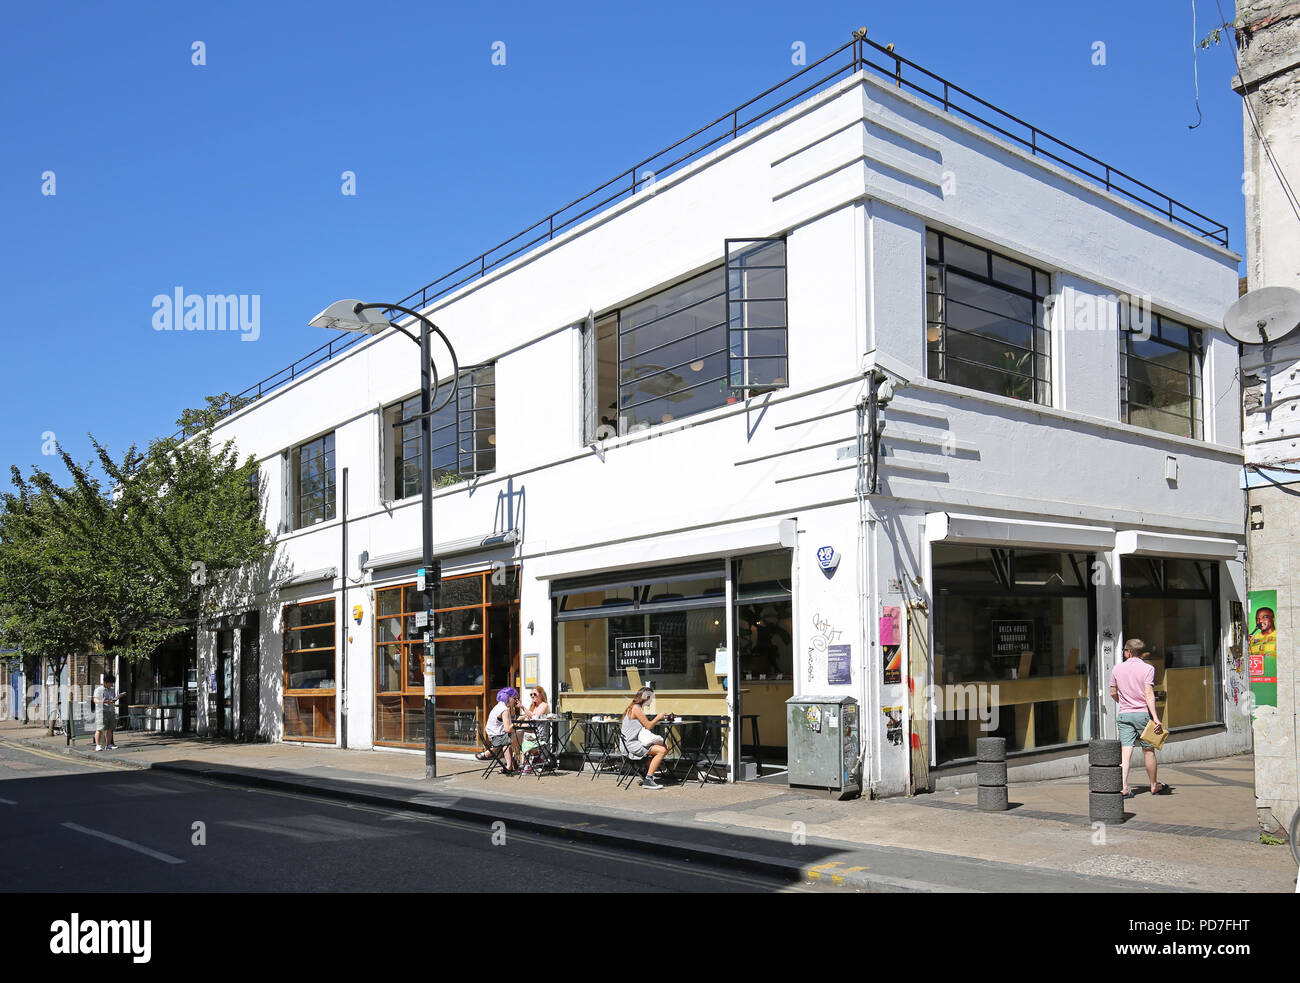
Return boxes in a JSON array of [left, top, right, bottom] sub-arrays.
[[512, 714, 565, 777]]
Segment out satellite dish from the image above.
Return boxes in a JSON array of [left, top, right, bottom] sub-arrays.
[[1223, 286, 1300, 345]]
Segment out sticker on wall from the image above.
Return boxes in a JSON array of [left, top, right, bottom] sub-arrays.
[[882, 706, 903, 747], [804, 705, 822, 733], [827, 644, 852, 685], [882, 645, 901, 685], [1248, 589, 1279, 709]]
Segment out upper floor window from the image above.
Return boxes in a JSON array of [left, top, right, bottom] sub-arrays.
[[292, 432, 335, 529], [1120, 311, 1203, 439], [382, 364, 496, 500], [926, 230, 1052, 404], [582, 239, 788, 442]]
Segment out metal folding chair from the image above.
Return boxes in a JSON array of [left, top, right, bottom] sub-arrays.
[[615, 731, 650, 790], [479, 723, 511, 779], [678, 716, 725, 787], [527, 718, 560, 779]]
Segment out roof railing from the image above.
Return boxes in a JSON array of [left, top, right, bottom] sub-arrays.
[[174, 31, 1228, 441]]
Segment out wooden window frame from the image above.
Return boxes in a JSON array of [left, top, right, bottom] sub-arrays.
[[281, 598, 336, 743]]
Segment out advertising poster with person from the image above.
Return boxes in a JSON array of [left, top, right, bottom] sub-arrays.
[[1247, 590, 1278, 709]]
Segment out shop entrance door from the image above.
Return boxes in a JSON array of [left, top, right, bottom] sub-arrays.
[[239, 616, 260, 741], [733, 553, 795, 779], [216, 630, 234, 738]]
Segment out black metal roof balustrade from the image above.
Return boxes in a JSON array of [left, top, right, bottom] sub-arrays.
[[176, 31, 1229, 440]]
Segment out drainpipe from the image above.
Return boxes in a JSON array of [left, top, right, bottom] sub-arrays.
[[340, 467, 349, 750]]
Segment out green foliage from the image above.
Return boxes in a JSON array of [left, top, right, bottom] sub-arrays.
[[1198, 13, 1247, 49], [0, 398, 273, 674]]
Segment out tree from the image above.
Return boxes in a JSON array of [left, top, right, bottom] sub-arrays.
[[0, 399, 273, 733]]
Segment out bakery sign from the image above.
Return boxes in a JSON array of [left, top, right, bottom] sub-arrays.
[[992, 620, 1034, 656], [613, 635, 662, 671]]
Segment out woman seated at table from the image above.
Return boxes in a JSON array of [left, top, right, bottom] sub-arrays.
[[479, 687, 521, 772], [519, 685, 551, 773], [621, 686, 669, 789]]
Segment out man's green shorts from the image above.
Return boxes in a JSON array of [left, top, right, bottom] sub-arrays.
[[1117, 712, 1153, 748]]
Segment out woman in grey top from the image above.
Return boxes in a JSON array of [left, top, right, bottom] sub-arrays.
[[621, 687, 670, 789]]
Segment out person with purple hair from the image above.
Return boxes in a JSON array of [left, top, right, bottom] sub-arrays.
[[478, 686, 522, 773]]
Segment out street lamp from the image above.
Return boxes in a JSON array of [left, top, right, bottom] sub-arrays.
[[310, 299, 459, 779]]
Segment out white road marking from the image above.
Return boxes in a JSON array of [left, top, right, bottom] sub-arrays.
[[60, 822, 186, 865], [0, 797, 15, 805]]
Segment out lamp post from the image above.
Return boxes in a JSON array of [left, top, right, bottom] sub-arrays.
[[310, 299, 459, 779]]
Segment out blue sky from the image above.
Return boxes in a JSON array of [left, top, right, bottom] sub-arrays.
[[0, 0, 1247, 482]]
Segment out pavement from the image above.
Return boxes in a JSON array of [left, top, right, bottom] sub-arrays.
[[3, 718, 1296, 893]]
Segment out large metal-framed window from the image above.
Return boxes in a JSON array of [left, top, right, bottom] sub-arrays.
[[726, 238, 788, 394], [385, 363, 496, 500], [581, 240, 789, 442], [292, 432, 335, 529], [926, 230, 1052, 404], [1120, 311, 1203, 440]]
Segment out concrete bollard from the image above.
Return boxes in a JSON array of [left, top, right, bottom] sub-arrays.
[[976, 736, 1008, 811], [1088, 739, 1125, 823]]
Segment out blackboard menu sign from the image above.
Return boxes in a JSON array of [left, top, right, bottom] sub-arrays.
[[992, 620, 1034, 656], [614, 635, 662, 671]]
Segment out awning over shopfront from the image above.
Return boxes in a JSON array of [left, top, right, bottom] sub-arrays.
[[277, 567, 338, 589], [1114, 531, 1240, 559], [925, 512, 1115, 551], [361, 529, 519, 572], [527, 517, 796, 582], [199, 609, 259, 632]]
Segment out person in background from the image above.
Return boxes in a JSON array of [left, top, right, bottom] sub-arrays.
[[520, 685, 551, 774], [479, 686, 522, 773], [92, 673, 121, 752], [1109, 638, 1169, 798], [621, 686, 670, 789]]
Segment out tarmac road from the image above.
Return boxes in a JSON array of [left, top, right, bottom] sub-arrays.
[[0, 739, 815, 893]]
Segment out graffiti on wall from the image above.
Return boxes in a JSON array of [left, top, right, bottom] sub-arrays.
[[807, 612, 845, 683]]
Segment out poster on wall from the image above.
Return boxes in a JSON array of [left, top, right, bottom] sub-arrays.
[[613, 635, 662, 671], [882, 645, 901, 685], [828, 644, 852, 685], [879, 606, 901, 646], [882, 706, 903, 746], [1247, 589, 1279, 709]]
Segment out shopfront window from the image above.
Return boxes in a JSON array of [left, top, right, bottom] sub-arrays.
[[374, 568, 518, 750], [555, 564, 726, 691], [932, 544, 1094, 763], [1120, 558, 1219, 729], [282, 599, 336, 742]]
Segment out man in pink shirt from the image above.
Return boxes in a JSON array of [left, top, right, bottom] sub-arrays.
[[1109, 638, 1169, 798]]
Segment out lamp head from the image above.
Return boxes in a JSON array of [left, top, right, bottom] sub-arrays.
[[309, 299, 392, 335]]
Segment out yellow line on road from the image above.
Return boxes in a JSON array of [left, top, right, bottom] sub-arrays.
[[0, 737, 130, 771]]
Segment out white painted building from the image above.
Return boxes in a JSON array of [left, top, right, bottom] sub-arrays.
[[193, 36, 1248, 794]]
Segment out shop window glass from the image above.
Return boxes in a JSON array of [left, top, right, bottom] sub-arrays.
[[1120, 558, 1219, 729], [932, 544, 1093, 763], [554, 565, 726, 691], [282, 599, 336, 742]]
